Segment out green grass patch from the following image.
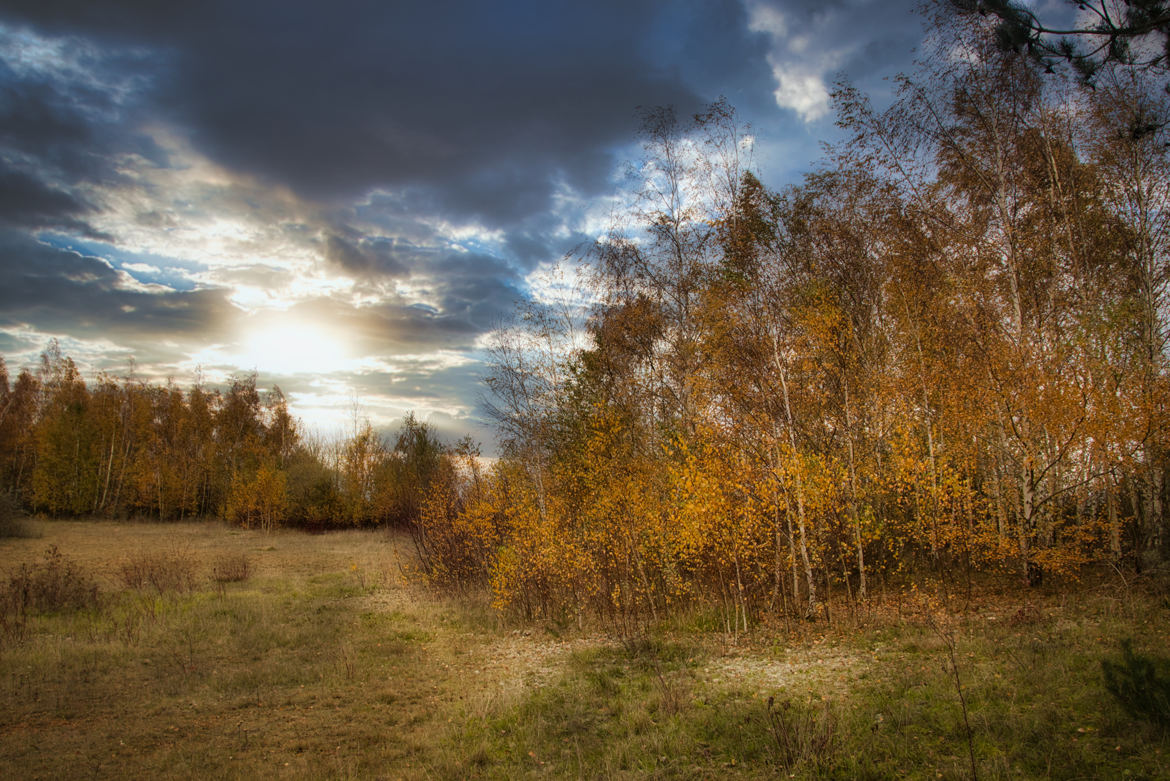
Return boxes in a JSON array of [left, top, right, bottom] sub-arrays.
[[441, 638, 818, 778], [439, 597, 1170, 779]]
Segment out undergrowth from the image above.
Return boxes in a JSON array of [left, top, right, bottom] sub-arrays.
[[118, 547, 199, 593], [211, 552, 250, 583], [1, 545, 100, 642]]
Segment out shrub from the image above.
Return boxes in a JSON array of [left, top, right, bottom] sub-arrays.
[[0, 493, 37, 539], [1102, 638, 1170, 728], [2, 545, 100, 627], [211, 553, 251, 583], [118, 548, 198, 593], [765, 695, 836, 771]]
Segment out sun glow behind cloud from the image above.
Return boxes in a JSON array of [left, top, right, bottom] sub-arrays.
[[180, 315, 358, 382], [237, 317, 355, 377]]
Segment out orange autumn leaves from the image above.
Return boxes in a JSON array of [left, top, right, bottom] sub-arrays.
[[414, 30, 1169, 625]]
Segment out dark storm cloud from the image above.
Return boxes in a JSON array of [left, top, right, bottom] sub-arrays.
[[817, 0, 925, 79], [501, 205, 594, 269], [0, 38, 164, 182], [323, 234, 410, 278], [0, 75, 88, 165], [809, 0, 922, 74], [0, 0, 723, 228], [0, 0, 931, 276], [0, 231, 235, 343], [0, 0, 930, 234], [430, 252, 526, 332], [0, 162, 97, 235], [0, 26, 170, 248], [504, 229, 557, 268], [642, 0, 777, 116]]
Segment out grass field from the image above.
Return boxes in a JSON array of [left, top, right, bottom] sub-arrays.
[[1, 519, 1167, 779]]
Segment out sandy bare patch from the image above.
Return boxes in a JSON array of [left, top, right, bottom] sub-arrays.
[[699, 646, 866, 697], [474, 632, 605, 691]]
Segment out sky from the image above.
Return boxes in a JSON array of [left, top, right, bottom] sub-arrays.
[[0, 0, 929, 448]]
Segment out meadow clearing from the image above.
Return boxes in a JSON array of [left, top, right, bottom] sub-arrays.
[[1, 519, 1167, 779]]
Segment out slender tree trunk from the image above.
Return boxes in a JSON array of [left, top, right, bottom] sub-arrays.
[[1108, 468, 1122, 564], [1128, 474, 1146, 572], [733, 548, 747, 634], [843, 380, 866, 600], [1145, 444, 1165, 561], [777, 362, 816, 616], [1020, 462, 1042, 586], [788, 509, 799, 606], [771, 462, 784, 610], [99, 432, 116, 513]]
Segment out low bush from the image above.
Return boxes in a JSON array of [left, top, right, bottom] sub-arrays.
[[765, 695, 836, 771], [2, 545, 100, 638], [119, 547, 199, 593], [211, 552, 251, 583]]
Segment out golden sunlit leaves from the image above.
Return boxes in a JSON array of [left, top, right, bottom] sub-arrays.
[[413, 67, 1170, 624]]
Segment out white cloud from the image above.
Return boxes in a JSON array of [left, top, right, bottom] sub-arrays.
[[772, 67, 832, 122], [744, 0, 889, 122], [121, 261, 162, 275], [747, 2, 788, 38], [742, 0, 853, 122]]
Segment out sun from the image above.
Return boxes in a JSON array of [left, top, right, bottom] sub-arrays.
[[238, 317, 354, 376]]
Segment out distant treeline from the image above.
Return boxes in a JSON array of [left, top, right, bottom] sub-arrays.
[[0, 342, 456, 530]]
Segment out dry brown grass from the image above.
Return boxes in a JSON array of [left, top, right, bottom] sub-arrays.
[[0, 519, 584, 779], [210, 551, 251, 583], [1, 520, 1166, 779], [118, 546, 199, 593]]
